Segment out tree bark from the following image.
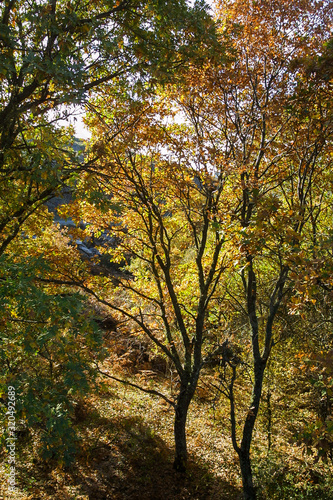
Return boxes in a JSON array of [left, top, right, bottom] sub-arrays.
[[239, 448, 257, 500], [238, 358, 266, 500], [173, 380, 196, 472]]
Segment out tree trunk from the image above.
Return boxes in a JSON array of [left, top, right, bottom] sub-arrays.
[[238, 359, 266, 500], [239, 448, 256, 500], [173, 381, 195, 472]]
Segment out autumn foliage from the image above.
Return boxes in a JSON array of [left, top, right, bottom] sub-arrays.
[[1, 0, 333, 499]]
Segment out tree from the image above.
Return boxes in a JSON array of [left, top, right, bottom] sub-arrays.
[[83, 0, 333, 495], [0, 0, 218, 255], [0, 252, 104, 466], [191, 0, 333, 497], [0, 0, 219, 464], [55, 0, 333, 488], [57, 90, 232, 471]]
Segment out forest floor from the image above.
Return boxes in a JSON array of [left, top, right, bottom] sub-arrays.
[[1, 327, 332, 499]]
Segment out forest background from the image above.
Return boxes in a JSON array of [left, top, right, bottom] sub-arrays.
[[0, 0, 333, 499]]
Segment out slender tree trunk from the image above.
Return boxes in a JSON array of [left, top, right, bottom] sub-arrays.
[[238, 359, 266, 500], [173, 380, 196, 472], [239, 448, 256, 500], [239, 404, 257, 500], [266, 388, 272, 452]]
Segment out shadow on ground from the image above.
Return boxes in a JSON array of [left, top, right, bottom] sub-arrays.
[[17, 408, 241, 500]]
